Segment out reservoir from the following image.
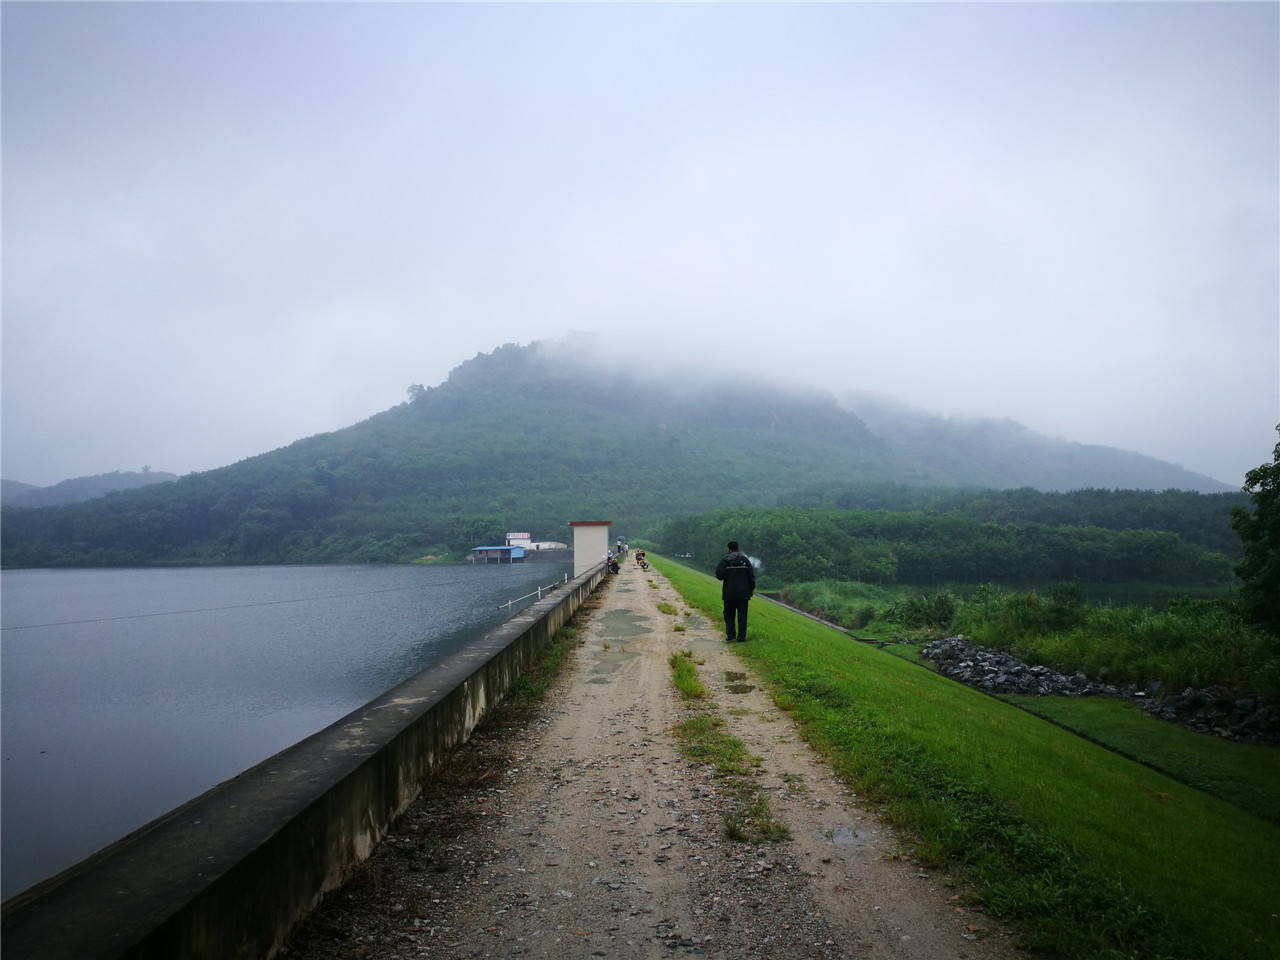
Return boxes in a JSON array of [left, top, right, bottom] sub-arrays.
[[0, 561, 571, 901]]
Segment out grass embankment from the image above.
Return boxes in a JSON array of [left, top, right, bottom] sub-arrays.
[[1002, 694, 1280, 826], [652, 556, 1280, 960]]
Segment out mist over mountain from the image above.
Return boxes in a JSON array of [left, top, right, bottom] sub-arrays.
[[1, 470, 179, 508], [0, 342, 1245, 567], [842, 392, 1233, 495]]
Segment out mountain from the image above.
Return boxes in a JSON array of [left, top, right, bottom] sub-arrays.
[[842, 393, 1233, 494], [0, 342, 1243, 567], [1, 479, 42, 502], [1, 470, 180, 508]]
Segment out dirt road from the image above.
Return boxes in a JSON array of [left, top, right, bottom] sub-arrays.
[[282, 561, 1025, 960]]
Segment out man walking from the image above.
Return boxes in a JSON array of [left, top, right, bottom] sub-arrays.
[[715, 540, 756, 642]]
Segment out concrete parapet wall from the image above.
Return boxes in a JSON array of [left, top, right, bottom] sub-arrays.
[[1, 562, 608, 960]]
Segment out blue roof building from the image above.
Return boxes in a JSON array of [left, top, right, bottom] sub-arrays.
[[466, 545, 525, 564]]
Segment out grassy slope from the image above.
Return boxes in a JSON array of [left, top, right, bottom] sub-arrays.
[[653, 555, 1280, 960], [1001, 695, 1280, 826]]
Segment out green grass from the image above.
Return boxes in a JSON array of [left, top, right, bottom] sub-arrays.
[[651, 555, 1280, 960], [1003, 694, 1280, 825], [670, 711, 758, 774], [779, 579, 905, 631], [668, 650, 707, 700], [656, 601, 678, 615], [510, 623, 583, 704]]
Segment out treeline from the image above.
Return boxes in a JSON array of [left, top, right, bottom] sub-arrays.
[[783, 484, 1248, 558], [660, 506, 1235, 587]]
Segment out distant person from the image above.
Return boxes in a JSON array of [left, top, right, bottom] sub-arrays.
[[715, 540, 756, 642]]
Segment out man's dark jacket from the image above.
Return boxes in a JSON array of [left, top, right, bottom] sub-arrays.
[[715, 551, 756, 600]]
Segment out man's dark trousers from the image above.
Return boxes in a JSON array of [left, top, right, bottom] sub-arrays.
[[724, 597, 749, 641]]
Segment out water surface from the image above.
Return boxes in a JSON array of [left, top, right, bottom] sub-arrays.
[[1, 562, 569, 899]]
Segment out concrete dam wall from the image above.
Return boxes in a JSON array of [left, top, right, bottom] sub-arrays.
[[1, 562, 608, 960]]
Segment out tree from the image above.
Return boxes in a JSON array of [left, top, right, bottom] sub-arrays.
[[1230, 426, 1280, 637], [446, 515, 507, 554]]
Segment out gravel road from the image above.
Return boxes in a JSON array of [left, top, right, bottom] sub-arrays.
[[281, 561, 1026, 960]]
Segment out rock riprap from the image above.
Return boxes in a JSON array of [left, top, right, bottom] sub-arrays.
[[920, 635, 1279, 745], [919, 636, 1112, 697]]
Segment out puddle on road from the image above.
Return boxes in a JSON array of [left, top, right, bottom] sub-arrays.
[[588, 646, 642, 683], [587, 611, 650, 683], [681, 614, 710, 630], [598, 609, 653, 640], [723, 670, 756, 694], [823, 825, 861, 847]]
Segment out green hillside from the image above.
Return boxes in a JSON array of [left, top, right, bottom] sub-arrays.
[[1, 470, 180, 508], [0, 342, 1249, 567]]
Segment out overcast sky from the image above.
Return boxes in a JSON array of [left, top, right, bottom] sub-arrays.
[[3, 2, 1277, 489]]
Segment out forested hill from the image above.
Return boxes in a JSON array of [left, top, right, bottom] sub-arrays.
[[1, 470, 179, 508], [0, 342, 1246, 567]]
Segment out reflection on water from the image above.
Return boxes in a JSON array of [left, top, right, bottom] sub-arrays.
[[0, 562, 569, 899]]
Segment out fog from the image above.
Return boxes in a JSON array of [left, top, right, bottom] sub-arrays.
[[3, 3, 1276, 489]]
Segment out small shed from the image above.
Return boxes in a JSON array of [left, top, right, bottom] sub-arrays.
[[568, 520, 612, 577], [466, 545, 525, 564]]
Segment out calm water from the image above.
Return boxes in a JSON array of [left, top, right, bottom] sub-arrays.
[[0, 562, 570, 900]]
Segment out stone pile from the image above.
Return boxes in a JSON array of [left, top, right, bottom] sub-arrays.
[[919, 635, 1280, 746], [919, 635, 1114, 698], [1136, 685, 1279, 746]]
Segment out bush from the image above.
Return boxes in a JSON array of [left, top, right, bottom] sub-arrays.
[[958, 587, 1279, 697], [885, 591, 959, 631], [851, 603, 877, 629]]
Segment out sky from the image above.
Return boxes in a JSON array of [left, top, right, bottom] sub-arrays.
[[3, 2, 1277, 489]]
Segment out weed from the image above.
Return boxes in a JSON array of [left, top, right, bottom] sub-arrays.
[[657, 601, 677, 615], [668, 651, 707, 700], [510, 624, 581, 705], [724, 794, 790, 843]]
